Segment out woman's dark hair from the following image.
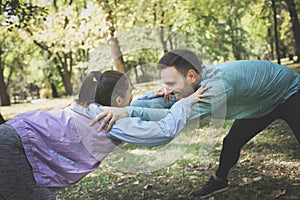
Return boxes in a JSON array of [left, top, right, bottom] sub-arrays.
[[157, 49, 203, 76], [77, 70, 130, 106]]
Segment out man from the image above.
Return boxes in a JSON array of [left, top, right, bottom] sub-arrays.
[[94, 49, 300, 198]]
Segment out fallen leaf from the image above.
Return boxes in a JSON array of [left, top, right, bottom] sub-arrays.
[[208, 196, 215, 200], [133, 181, 139, 185], [157, 175, 166, 179], [189, 175, 200, 180], [240, 155, 251, 163], [240, 176, 262, 186], [231, 186, 240, 191], [270, 189, 286, 199], [143, 184, 153, 190], [253, 176, 262, 182]]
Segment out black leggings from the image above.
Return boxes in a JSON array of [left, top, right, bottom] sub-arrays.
[[216, 90, 300, 179], [0, 124, 56, 200]]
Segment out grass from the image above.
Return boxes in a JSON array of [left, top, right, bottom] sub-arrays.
[[53, 119, 300, 200], [0, 98, 72, 120], [1, 58, 300, 199], [55, 58, 300, 199]]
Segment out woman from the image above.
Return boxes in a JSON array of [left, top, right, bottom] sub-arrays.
[[0, 70, 210, 200]]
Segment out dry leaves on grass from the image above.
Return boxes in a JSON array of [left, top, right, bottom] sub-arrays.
[[270, 189, 286, 199]]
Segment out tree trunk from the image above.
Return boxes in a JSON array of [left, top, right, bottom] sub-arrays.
[[160, 27, 168, 52], [228, 19, 241, 60], [285, 0, 300, 63], [56, 52, 73, 96], [0, 113, 5, 124], [100, 0, 126, 73], [47, 73, 59, 98], [159, 7, 168, 53], [267, 28, 275, 60], [50, 83, 59, 98], [0, 71, 10, 106], [0, 47, 10, 106], [133, 67, 139, 83], [34, 41, 73, 96], [62, 72, 73, 95], [108, 36, 126, 73], [271, 0, 281, 64], [57, 64, 73, 96]]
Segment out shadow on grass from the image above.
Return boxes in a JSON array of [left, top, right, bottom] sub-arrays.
[[214, 120, 300, 200], [56, 120, 299, 200], [214, 173, 300, 200]]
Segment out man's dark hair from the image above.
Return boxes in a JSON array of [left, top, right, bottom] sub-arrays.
[[158, 49, 203, 76]]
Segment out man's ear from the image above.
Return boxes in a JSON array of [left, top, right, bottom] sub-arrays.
[[186, 69, 200, 84]]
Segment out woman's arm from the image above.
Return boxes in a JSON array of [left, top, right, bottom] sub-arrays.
[[91, 85, 212, 132], [72, 86, 213, 147]]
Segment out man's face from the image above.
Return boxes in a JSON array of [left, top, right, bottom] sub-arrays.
[[161, 66, 195, 99]]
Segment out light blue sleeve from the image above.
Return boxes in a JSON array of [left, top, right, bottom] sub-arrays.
[[125, 106, 170, 121], [71, 102, 101, 121], [126, 92, 176, 121], [71, 99, 193, 147], [134, 91, 156, 100], [126, 83, 216, 122], [126, 97, 213, 122], [130, 94, 176, 108]]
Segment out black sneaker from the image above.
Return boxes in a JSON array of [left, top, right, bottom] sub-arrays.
[[192, 175, 228, 198]]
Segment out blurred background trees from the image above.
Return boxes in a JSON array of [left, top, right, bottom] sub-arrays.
[[0, 0, 299, 106]]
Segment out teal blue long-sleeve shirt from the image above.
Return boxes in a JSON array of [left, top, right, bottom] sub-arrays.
[[126, 60, 300, 121]]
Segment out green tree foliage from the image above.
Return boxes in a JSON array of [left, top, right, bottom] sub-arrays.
[[27, 0, 106, 96], [0, 0, 299, 104], [1, 0, 47, 30], [0, 0, 46, 105]]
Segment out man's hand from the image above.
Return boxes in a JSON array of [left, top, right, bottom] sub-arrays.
[[186, 85, 214, 104], [153, 87, 173, 102], [89, 106, 128, 132]]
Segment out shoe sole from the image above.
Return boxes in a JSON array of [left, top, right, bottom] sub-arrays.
[[198, 187, 229, 199]]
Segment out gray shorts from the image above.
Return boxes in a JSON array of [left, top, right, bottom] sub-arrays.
[[0, 124, 55, 200]]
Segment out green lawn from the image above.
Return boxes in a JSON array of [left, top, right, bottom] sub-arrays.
[[54, 119, 299, 200], [1, 59, 299, 200], [2, 94, 298, 199]]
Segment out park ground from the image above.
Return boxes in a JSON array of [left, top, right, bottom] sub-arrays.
[[1, 59, 300, 200]]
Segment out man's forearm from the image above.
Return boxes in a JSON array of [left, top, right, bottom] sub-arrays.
[[125, 106, 170, 121]]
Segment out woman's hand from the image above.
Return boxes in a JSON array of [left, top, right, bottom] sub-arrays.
[[186, 84, 214, 104], [89, 106, 128, 132]]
